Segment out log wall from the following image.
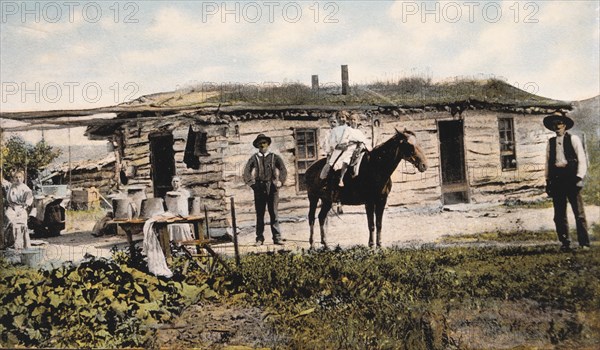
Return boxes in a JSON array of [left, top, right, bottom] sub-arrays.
[[463, 112, 550, 203], [113, 109, 551, 228], [118, 117, 229, 227], [66, 167, 116, 194]]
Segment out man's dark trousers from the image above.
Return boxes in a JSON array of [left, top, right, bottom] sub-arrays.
[[253, 181, 281, 243], [550, 169, 590, 248]]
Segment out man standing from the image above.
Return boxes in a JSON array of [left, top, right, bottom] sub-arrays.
[[243, 134, 287, 245], [544, 111, 590, 251]]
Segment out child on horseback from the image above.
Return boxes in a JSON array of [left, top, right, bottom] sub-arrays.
[[320, 112, 368, 187]]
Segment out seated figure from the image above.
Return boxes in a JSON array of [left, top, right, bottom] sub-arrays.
[[321, 112, 368, 187], [166, 176, 194, 242]]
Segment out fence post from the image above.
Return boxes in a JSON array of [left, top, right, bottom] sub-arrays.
[[230, 197, 240, 267], [311, 75, 319, 90], [0, 126, 4, 249], [204, 205, 210, 239], [341, 65, 349, 95]]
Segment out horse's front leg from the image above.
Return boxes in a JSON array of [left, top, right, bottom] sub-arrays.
[[375, 197, 388, 248], [365, 201, 375, 248], [308, 195, 318, 249], [318, 200, 332, 249]]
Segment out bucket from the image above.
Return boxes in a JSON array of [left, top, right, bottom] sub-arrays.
[[112, 198, 135, 220], [139, 198, 166, 219], [21, 248, 44, 267], [189, 197, 202, 216], [126, 185, 147, 217], [125, 164, 137, 178], [165, 191, 188, 216]]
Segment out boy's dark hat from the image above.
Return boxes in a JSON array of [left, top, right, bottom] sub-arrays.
[[252, 134, 272, 148], [543, 111, 574, 131]]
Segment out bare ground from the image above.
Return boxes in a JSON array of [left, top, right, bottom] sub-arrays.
[[32, 203, 600, 261], [150, 302, 278, 350]]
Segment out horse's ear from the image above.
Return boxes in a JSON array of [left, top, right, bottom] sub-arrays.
[[395, 127, 407, 143]]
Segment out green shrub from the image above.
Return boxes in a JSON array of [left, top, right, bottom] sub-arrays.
[[0, 254, 212, 348], [2, 242, 598, 348], [232, 245, 600, 349]]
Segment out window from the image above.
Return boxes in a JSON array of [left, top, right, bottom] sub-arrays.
[[294, 128, 319, 192], [498, 117, 517, 170]]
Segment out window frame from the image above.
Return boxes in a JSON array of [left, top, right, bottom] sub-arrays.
[[498, 117, 517, 171], [294, 128, 320, 193]]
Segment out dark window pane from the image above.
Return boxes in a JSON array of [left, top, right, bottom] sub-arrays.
[[295, 129, 319, 192], [307, 145, 316, 158], [499, 118, 516, 170], [297, 132, 306, 143], [298, 146, 306, 159]]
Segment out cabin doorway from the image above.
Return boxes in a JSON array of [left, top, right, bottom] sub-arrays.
[[149, 132, 176, 198], [438, 120, 469, 204]]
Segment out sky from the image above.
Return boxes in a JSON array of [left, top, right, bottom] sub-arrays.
[[0, 0, 599, 145]]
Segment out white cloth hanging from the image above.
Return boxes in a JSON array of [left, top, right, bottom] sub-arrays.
[[142, 212, 174, 278]]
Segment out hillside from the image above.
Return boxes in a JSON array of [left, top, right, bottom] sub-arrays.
[[52, 144, 109, 165], [570, 95, 600, 138]]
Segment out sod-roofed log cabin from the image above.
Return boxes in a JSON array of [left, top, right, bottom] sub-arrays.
[[1, 79, 573, 228]]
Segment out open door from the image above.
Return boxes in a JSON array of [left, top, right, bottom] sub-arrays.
[[149, 132, 176, 198], [438, 120, 469, 204]]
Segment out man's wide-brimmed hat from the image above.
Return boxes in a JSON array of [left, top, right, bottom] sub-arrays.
[[252, 134, 272, 148], [543, 111, 574, 131]]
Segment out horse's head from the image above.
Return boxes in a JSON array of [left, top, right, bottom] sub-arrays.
[[395, 128, 428, 172]]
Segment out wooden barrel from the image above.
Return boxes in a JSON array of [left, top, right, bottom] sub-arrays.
[[112, 198, 134, 220], [139, 198, 165, 219], [126, 185, 147, 217], [189, 197, 202, 216], [165, 191, 188, 216]]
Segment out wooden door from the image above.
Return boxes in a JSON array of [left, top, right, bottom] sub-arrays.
[[149, 132, 175, 198], [438, 120, 469, 204]]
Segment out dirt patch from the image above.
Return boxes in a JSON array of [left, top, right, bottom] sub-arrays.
[[230, 203, 600, 253], [151, 302, 279, 349], [27, 203, 600, 269], [447, 299, 600, 349]]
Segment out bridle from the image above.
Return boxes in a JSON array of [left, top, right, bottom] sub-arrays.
[[398, 132, 421, 168]]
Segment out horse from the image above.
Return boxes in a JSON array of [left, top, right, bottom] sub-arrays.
[[304, 128, 428, 249]]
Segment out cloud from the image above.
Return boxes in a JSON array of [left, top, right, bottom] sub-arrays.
[[2, 0, 598, 112], [118, 47, 180, 67], [146, 6, 239, 42], [34, 41, 105, 66], [384, 1, 599, 100], [3, 4, 88, 40]]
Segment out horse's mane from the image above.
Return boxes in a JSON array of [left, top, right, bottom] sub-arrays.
[[370, 129, 409, 154], [362, 129, 416, 179]]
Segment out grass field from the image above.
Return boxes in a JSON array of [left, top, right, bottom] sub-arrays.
[[231, 244, 599, 349], [1, 232, 598, 349]]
